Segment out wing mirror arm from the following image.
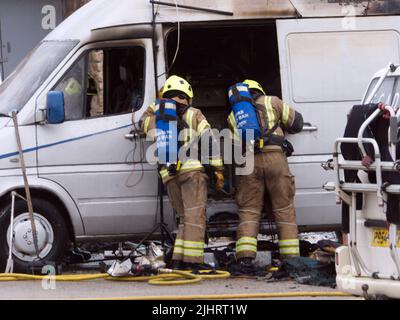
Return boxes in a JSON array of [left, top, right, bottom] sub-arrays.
[[36, 105, 47, 123]]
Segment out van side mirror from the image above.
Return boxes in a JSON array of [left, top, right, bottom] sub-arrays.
[[46, 91, 65, 124]]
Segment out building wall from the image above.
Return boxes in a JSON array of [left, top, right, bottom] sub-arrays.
[[63, 0, 91, 18], [0, 0, 64, 78], [0, 0, 91, 78]]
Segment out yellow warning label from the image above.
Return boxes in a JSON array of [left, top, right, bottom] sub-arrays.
[[371, 228, 400, 247]]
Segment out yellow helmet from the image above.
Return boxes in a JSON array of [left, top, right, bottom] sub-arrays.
[[65, 78, 83, 96], [243, 79, 266, 95], [161, 75, 194, 99]]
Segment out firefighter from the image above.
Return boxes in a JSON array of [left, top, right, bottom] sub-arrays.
[[227, 79, 304, 269], [140, 75, 224, 270]]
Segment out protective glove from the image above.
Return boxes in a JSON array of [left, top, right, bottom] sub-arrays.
[[362, 155, 373, 168], [378, 102, 390, 120], [214, 168, 225, 191]]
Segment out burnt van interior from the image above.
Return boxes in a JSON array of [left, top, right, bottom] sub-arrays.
[[165, 23, 281, 206], [165, 23, 282, 131]]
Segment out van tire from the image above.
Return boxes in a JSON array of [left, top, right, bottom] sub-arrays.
[[0, 197, 69, 273]]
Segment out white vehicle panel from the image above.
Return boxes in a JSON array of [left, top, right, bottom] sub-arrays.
[[277, 17, 400, 156]]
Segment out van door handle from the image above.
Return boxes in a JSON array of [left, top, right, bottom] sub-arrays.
[[124, 131, 145, 140], [302, 122, 318, 132], [125, 133, 135, 140]]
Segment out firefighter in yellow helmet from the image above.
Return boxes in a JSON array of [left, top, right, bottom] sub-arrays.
[[140, 75, 224, 270], [227, 79, 304, 271]]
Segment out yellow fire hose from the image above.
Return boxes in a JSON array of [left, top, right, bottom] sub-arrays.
[[0, 272, 354, 299], [104, 270, 229, 285], [0, 269, 230, 286], [0, 273, 109, 281]]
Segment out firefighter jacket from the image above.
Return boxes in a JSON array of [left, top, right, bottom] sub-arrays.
[[140, 102, 223, 183]]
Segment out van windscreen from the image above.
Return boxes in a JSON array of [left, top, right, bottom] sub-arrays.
[[365, 76, 400, 107], [0, 40, 78, 114]]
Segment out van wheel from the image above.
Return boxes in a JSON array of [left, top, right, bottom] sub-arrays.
[[0, 197, 69, 273]]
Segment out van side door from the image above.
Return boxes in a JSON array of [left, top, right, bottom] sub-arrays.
[[35, 39, 167, 237]]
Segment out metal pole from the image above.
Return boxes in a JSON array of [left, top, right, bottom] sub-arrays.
[[357, 108, 381, 157], [152, 0, 163, 237], [0, 19, 5, 82], [11, 111, 40, 259], [151, 2, 168, 250], [158, 172, 165, 248], [349, 193, 362, 276], [151, 1, 159, 94], [5, 192, 16, 273]]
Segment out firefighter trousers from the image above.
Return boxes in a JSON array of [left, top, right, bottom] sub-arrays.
[[166, 170, 208, 264], [235, 150, 299, 260]]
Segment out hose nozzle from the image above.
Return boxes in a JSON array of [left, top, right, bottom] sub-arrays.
[[158, 268, 173, 274]]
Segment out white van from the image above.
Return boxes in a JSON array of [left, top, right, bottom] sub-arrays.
[[1, 0, 400, 270]]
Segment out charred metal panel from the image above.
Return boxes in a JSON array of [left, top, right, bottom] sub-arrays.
[[90, 24, 153, 42], [158, 0, 400, 19], [156, 0, 296, 20], [292, 0, 400, 17]]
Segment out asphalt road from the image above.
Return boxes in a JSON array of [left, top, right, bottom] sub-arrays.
[[0, 277, 359, 300], [0, 234, 354, 300]]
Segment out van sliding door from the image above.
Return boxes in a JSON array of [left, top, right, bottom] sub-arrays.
[[276, 17, 400, 227]]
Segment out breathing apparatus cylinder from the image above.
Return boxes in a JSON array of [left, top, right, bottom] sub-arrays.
[[155, 99, 179, 175], [229, 83, 261, 144]]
